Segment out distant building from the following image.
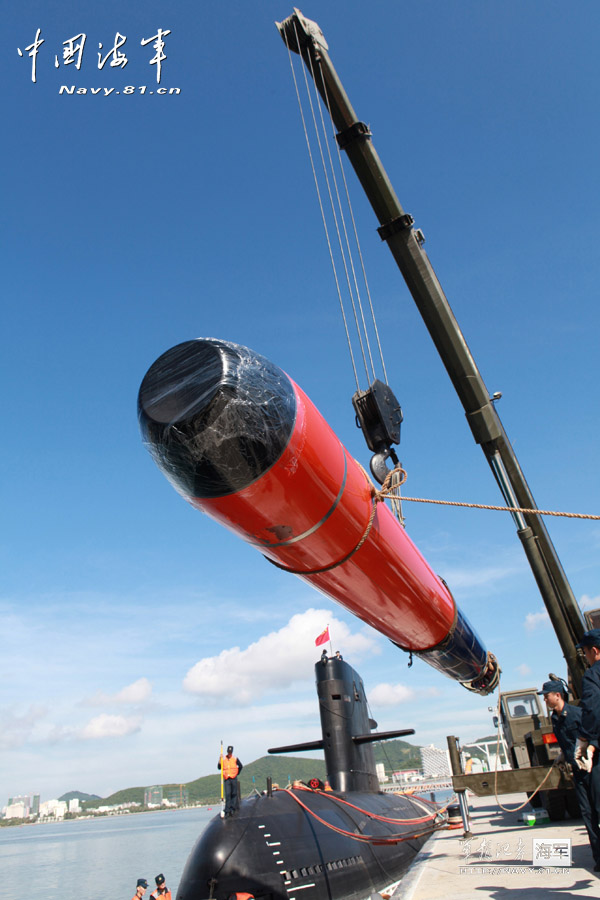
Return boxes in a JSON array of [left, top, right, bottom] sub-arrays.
[[375, 763, 388, 783], [8, 795, 30, 814], [420, 744, 451, 778], [5, 802, 27, 819], [165, 785, 189, 805], [144, 785, 163, 806], [39, 799, 68, 819], [68, 798, 81, 813], [30, 794, 40, 816]]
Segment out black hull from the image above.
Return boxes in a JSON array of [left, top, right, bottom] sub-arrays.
[[177, 788, 436, 900]]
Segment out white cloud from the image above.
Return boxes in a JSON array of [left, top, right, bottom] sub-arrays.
[[84, 677, 153, 707], [183, 608, 379, 704], [0, 705, 48, 750], [80, 714, 142, 740], [524, 610, 550, 632], [580, 594, 600, 612], [369, 682, 416, 706], [516, 663, 532, 677], [439, 561, 523, 593]]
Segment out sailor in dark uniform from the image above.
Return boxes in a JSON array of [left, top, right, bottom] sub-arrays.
[[576, 630, 600, 774], [574, 629, 600, 872], [539, 678, 600, 869]]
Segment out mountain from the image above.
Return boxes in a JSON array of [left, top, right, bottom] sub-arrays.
[[373, 739, 422, 772], [82, 756, 327, 809], [81, 739, 422, 809], [59, 790, 101, 802]]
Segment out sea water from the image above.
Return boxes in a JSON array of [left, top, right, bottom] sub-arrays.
[[2, 806, 214, 900], [4, 792, 453, 900]]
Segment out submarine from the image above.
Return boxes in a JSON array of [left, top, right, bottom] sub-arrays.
[[176, 653, 444, 900]]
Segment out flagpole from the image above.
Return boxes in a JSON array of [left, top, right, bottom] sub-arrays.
[[220, 740, 225, 818], [328, 622, 332, 657]]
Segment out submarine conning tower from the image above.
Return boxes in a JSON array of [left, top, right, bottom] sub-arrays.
[[317, 655, 379, 793], [268, 655, 414, 792]]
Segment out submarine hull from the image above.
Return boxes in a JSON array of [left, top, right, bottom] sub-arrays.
[[177, 788, 435, 900]]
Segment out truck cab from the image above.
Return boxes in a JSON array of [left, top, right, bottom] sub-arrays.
[[499, 689, 556, 767], [496, 687, 575, 819]]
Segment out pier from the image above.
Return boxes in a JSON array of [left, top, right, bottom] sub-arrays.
[[397, 792, 599, 898]]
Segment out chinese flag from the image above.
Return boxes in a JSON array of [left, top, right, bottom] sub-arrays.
[[315, 626, 330, 647]]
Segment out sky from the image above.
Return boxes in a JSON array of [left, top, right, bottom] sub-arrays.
[[3, 1, 600, 805]]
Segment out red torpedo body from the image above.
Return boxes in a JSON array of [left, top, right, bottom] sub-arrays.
[[138, 338, 499, 694]]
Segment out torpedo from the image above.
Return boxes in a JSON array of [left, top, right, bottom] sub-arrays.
[[138, 337, 499, 694], [176, 653, 445, 900]]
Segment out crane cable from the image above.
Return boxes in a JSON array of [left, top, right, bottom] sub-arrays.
[[282, 25, 359, 389], [306, 49, 378, 384], [283, 23, 389, 392], [317, 58, 389, 386]]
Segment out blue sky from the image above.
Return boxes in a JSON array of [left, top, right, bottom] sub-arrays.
[[3, 1, 600, 803]]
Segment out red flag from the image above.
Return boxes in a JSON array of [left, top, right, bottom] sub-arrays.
[[315, 626, 330, 647]]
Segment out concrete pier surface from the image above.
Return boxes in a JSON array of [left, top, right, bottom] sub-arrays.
[[397, 793, 599, 899]]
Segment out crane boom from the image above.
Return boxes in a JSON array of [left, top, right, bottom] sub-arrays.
[[277, 8, 586, 694]]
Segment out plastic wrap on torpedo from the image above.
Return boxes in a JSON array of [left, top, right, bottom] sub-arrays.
[[138, 339, 296, 499]]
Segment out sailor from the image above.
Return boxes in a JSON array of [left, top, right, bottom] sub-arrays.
[[538, 678, 600, 870], [218, 745, 243, 816], [150, 874, 171, 900], [574, 628, 600, 869], [132, 878, 149, 899]]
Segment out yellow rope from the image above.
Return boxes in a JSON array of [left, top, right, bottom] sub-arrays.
[[266, 462, 597, 577], [375, 466, 599, 520]]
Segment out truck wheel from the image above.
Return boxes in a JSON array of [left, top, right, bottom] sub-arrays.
[[544, 791, 566, 821], [565, 791, 581, 818]]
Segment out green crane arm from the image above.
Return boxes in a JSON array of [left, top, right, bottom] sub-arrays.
[[277, 8, 586, 695]]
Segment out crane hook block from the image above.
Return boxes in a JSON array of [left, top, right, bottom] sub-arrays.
[[352, 379, 402, 454]]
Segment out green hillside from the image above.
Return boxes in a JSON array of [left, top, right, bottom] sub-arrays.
[[183, 755, 328, 804], [82, 739, 422, 809], [373, 739, 421, 772], [59, 790, 101, 803], [83, 786, 145, 808]]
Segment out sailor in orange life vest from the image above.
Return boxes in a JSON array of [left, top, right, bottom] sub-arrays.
[[218, 745, 243, 816], [150, 873, 171, 900], [132, 878, 148, 899]]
